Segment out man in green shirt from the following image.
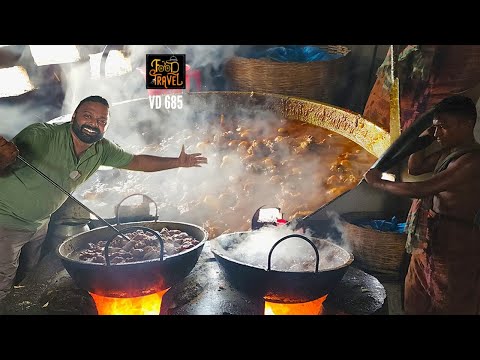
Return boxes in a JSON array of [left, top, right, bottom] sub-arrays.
[[0, 95, 207, 302]]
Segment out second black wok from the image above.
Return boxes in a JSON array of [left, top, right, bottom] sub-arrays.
[[210, 231, 353, 303]]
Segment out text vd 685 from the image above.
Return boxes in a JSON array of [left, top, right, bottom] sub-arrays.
[[148, 95, 183, 110]]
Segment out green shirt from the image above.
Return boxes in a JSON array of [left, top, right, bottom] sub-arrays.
[[0, 122, 134, 231]]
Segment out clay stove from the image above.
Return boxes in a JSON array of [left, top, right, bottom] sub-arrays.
[[2, 241, 386, 315]]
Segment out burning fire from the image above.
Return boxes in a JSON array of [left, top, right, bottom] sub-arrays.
[[264, 294, 328, 315], [90, 288, 170, 315]]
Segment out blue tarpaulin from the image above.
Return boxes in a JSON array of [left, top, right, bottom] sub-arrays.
[[352, 216, 406, 234], [247, 46, 342, 63]]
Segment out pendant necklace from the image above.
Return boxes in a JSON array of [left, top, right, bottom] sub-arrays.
[[69, 170, 81, 181]]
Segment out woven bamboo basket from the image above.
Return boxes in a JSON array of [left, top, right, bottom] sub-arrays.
[[340, 212, 407, 275], [224, 45, 351, 102]]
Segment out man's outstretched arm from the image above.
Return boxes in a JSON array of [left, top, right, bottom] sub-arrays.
[[124, 145, 207, 172]]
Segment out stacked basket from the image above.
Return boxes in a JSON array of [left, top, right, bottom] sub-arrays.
[[340, 211, 408, 276], [224, 45, 351, 103]]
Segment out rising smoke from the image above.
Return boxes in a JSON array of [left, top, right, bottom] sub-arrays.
[[72, 97, 335, 226], [0, 45, 245, 138], [213, 224, 352, 272], [326, 210, 351, 252], [0, 45, 375, 245]]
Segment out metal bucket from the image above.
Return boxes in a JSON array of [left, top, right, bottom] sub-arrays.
[[46, 218, 90, 254]]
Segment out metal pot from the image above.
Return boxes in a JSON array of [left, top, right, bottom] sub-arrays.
[[51, 218, 90, 239], [45, 218, 90, 255], [210, 231, 353, 303], [56, 220, 208, 298]]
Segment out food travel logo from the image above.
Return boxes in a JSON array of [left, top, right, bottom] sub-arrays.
[[146, 54, 186, 90]]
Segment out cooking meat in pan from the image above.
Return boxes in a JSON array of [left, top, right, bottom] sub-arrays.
[[75, 227, 200, 264]]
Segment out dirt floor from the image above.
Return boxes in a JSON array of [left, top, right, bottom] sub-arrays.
[[382, 281, 405, 315]]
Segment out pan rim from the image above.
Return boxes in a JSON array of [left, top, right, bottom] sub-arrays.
[[56, 220, 209, 266], [210, 231, 354, 273]]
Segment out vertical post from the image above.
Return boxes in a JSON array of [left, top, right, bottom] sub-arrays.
[[389, 45, 401, 144]]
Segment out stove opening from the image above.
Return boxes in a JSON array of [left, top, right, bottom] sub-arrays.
[[264, 294, 328, 315], [89, 288, 170, 315]]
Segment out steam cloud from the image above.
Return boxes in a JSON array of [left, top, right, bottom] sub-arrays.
[[72, 99, 337, 226], [0, 45, 245, 138], [326, 210, 351, 253], [214, 224, 352, 272], [0, 45, 375, 247]]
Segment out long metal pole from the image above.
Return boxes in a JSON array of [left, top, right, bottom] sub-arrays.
[[17, 155, 130, 241], [389, 45, 401, 144]]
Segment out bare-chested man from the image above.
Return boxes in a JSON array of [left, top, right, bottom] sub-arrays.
[[364, 95, 480, 314]]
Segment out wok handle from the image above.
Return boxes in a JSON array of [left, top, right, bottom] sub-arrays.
[[371, 105, 436, 172], [104, 226, 165, 266], [251, 205, 281, 230], [268, 234, 320, 272], [115, 193, 159, 225]]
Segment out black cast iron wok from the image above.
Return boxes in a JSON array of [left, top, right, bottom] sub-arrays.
[[57, 220, 208, 298], [210, 231, 353, 303]]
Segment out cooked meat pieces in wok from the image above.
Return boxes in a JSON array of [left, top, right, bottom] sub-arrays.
[[76, 228, 200, 264], [76, 114, 377, 239]]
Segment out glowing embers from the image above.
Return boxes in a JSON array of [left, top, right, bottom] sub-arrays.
[[264, 294, 328, 315], [90, 288, 169, 315]]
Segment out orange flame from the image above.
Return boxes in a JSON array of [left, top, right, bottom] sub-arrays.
[[90, 288, 170, 315], [264, 294, 328, 315]]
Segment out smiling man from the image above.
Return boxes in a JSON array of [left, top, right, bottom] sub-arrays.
[[0, 95, 207, 304], [364, 95, 480, 314]]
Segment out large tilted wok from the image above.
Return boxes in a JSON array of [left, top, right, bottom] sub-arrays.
[[299, 104, 436, 224], [210, 232, 353, 303], [57, 220, 208, 298]]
